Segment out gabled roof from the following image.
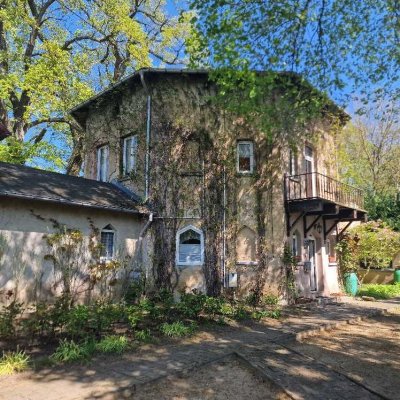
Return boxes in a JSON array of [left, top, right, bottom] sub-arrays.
[[70, 68, 349, 127], [70, 68, 209, 127], [0, 162, 146, 215]]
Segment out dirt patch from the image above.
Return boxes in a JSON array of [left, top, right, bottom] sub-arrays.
[[133, 354, 291, 400], [291, 314, 400, 400]]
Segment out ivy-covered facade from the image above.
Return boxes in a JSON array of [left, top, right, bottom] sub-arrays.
[[71, 68, 366, 300]]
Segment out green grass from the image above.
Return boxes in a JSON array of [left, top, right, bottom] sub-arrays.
[[95, 335, 128, 354], [160, 321, 196, 337], [0, 350, 30, 375], [50, 339, 96, 363], [358, 283, 400, 299], [135, 329, 153, 343]]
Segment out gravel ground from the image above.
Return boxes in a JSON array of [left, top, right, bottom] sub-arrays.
[[133, 355, 291, 400], [290, 313, 400, 400]]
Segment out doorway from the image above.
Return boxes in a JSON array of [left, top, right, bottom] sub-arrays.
[[307, 239, 318, 292], [305, 145, 315, 197]]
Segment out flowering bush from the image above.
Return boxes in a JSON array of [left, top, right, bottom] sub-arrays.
[[337, 221, 400, 271]]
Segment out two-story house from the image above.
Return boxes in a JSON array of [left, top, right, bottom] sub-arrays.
[[0, 68, 366, 303], [71, 68, 366, 299]]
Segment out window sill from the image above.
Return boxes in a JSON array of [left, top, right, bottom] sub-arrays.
[[328, 262, 338, 267], [236, 261, 258, 266], [236, 172, 257, 178], [176, 263, 203, 269]]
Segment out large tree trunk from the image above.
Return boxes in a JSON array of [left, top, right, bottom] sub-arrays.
[[66, 126, 85, 176]]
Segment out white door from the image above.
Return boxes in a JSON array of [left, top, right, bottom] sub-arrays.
[[305, 145, 316, 197], [307, 239, 318, 292]]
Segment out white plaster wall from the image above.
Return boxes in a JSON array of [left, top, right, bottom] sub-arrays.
[[291, 215, 340, 297], [0, 199, 145, 304]]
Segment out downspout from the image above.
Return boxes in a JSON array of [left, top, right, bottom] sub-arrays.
[[222, 166, 227, 288], [139, 70, 151, 202], [138, 70, 152, 289], [138, 212, 154, 287]]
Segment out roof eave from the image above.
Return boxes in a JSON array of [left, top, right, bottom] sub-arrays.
[[0, 192, 147, 215]]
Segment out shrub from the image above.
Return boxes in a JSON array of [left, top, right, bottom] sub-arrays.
[[177, 292, 207, 319], [22, 303, 52, 337], [50, 339, 96, 363], [251, 309, 282, 320], [0, 350, 30, 375], [96, 335, 128, 354], [203, 296, 224, 317], [160, 321, 196, 337], [337, 221, 400, 272], [65, 305, 90, 337], [358, 283, 400, 299], [263, 294, 279, 306], [0, 301, 24, 338], [135, 329, 153, 342]]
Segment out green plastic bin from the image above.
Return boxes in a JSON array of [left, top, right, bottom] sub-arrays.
[[344, 272, 358, 296], [394, 269, 400, 283]]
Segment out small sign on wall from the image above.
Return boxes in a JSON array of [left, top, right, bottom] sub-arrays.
[[227, 272, 238, 288], [303, 261, 312, 272]]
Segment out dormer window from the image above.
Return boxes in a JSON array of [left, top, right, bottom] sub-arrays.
[[122, 135, 138, 175], [237, 141, 254, 173], [97, 145, 109, 182]]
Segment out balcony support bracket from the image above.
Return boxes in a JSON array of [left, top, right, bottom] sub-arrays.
[[304, 215, 321, 237], [338, 221, 353, 241], [323, 218, 339, 241], [287, 212, 305, 235]]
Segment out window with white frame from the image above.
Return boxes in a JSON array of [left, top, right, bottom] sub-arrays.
[[289, 150, 299, 176], [97, 145, 109, 182], [176, 226, 204, 265], [122, 135, 138, 175], [100, 225, 115, 261], [292, 230, 301, 259], [237, 141, 254, 173]]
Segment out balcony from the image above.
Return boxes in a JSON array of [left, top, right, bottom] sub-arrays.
[[284, 172, 365, 214]]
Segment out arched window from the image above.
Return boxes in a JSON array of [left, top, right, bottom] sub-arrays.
[[176, 226, 204, 265], [100, 224, 115, 261]]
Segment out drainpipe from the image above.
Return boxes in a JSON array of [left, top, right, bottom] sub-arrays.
[[138, 212, 154, 284], [139, 70, 151, 202], [222, 166, 227, 288]]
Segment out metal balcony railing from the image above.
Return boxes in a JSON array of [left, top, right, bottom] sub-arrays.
[[285, 172, 364, 211]]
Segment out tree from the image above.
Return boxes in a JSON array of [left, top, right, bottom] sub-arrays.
[[339, 101, 400, 194], [337, 100, 400, 229], [189, 0, 399, 105], [0, 0, 191, 172]]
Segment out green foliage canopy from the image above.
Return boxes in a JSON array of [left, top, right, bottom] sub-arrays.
[[337, 221, 400, 272], [0, 0, 191, 169], [189, 0, 399, 105]]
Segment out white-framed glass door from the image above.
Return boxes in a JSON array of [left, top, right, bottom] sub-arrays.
[[307, 239, 318, 292], [304, 145, 316, 197]]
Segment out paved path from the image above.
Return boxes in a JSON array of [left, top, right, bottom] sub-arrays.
[[0, 298, 397, 400]]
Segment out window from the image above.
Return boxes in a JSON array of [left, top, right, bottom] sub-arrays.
[[176, 225, 204, 265], [237, 141, 254, 173], [100, 226, 115, 261], [326, 237, 337, 263], [97, 145, 109, 182], [122, 135, 138, 175], [289, 150, 299, 176], [292, 230, 301, 259]]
